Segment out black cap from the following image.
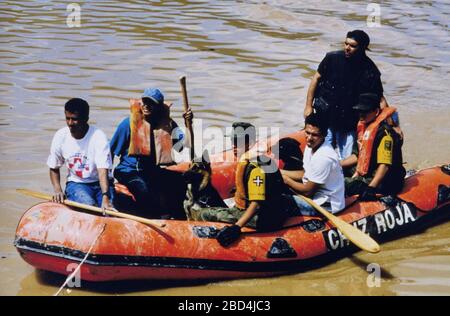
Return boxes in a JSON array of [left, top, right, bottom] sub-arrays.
[[230, 122, 256, 140], [353, 93, 381, 111], [271, 137, 303, 170]]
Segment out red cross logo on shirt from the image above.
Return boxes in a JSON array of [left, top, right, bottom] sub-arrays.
[[68, 156, 89, 178]]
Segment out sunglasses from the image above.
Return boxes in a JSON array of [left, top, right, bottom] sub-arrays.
[[142, 98, 158, 107]]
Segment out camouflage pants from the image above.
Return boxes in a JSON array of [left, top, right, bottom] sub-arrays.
[[190, 206, 258, 229]]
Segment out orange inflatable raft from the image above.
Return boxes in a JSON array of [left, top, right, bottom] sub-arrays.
[[14, 131, 450, 281]]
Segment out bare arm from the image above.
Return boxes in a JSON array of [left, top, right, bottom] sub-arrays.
[[369, 164, 390, 188], [235, 201, 259, 228], [340, 154, 358, 169], [280, 169, 304, 181], [304, 72, 321, 118], [282, 175, 319, 198], [49, 168, 64, 203], [98, 168, 112, 211], [182, 108, 193, 149], [380, 95, 389, 109]]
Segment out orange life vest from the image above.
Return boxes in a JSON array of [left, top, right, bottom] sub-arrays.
[[233, 154, 283, 209], [129, 99, 151, 156], [234, 159, 249, 210], [128, 98, 175, 165], [356, 107, 396, 176]]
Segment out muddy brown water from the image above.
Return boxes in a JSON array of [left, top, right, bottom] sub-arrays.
[[1, 1, 449, 296]]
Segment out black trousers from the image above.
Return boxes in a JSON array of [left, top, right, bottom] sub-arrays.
[[114, 167, 187, 219]]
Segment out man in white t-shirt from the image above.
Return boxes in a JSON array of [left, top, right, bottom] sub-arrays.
[[282, 113, 345, 214], [47, 98, 114, 211]]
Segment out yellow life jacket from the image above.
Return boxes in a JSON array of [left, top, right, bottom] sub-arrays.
[[234, 156, 271, 209], [356, 107, 396, 176]]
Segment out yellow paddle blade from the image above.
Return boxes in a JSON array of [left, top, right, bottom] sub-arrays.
[[299, 195, 380, 254], [324, 211, 380, 253], [17, 188, 52, 200]]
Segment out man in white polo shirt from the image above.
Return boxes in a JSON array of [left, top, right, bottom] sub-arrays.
[[282, 113, 345, 214], [47, 98, 114, 211]]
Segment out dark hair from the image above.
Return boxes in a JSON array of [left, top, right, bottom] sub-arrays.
[[232, 122, 256, 147], [271, 137, 303, 171], [305, 113, 329, 136], [64, 98, 89, 119], [272, 137, 301, 160], [346, 30, 370, 51]]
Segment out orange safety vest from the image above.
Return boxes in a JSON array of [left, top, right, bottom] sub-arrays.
[[233, 155, 283, 209], [234, 159, 249, 210], [128, 98, 175, 165], [356, 107, 396, 176]]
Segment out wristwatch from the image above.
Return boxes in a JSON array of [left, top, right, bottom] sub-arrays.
[[102, 191, 110, 199]]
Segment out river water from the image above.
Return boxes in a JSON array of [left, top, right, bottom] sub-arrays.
[[1, 0, 449, 296]]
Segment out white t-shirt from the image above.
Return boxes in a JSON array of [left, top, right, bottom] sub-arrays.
[[47, 126, 112, 183], [303, 142, 345, 213]]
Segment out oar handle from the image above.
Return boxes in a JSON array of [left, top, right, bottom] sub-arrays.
[[17, 189, 165, 228], [63, 199, 164, 228], [180, 76, 190, 115], [179, 76, 195, 160]]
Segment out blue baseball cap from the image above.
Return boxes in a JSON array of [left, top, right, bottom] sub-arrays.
[[142, 88, 164, 105]]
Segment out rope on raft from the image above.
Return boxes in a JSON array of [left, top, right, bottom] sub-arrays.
[[53, 223, 107, 296]]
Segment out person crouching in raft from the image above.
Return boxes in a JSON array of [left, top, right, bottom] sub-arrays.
[[341, 93, 406, 201], [110, 88, 193, 219]]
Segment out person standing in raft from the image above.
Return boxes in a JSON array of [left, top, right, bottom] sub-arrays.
[[342, 93, 406, 201], [282, 113, 346, 215], [304, 30, 402, 163], [47, 98, 114, 212], [110, 88, 193, 219]]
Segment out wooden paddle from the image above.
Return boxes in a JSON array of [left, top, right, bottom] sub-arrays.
[[17, 189, 166, 228], [179, 76, 195, 160], [297, 194, 380, 253]]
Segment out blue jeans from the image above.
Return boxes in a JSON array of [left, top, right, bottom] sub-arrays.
[[325, 129, 356, 160], [65, 181, 115, 207], [291, 195, 319, 216]]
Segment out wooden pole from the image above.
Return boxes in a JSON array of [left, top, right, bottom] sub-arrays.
[[17, 189, 166, 228], [179, 76, 195, 160]]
